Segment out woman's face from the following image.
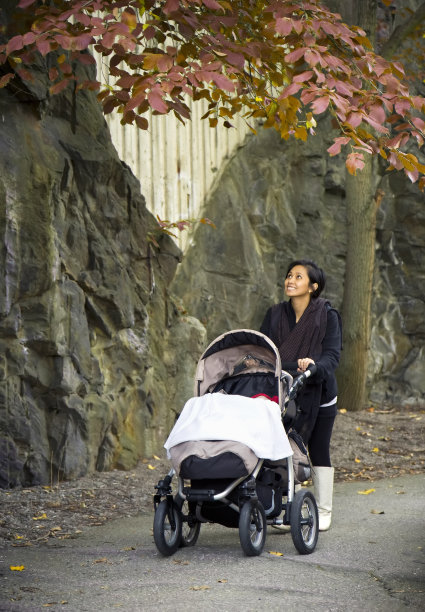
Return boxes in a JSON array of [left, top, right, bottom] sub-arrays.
[[284, 265, 314, 299]]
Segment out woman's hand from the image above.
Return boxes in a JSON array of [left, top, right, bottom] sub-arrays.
[[297, 357, 315, 373]]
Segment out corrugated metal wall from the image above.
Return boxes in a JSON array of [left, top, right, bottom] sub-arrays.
[[96, 56, 251, 249]]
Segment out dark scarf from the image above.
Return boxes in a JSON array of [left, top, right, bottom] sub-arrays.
[[276, 297, 329, 363], [269, 297, 329, 444]]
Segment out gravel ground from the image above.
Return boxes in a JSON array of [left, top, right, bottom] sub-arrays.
[[1, 405, 424, 547]]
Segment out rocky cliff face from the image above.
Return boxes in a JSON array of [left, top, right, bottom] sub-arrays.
[[1, 61, 424, 490], [0, 65, 205, 488], [173, 121, 425, 408]]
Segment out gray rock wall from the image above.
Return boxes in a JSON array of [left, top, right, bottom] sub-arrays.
[[173, 122, 425, 408], [0, 65, 205, 488]]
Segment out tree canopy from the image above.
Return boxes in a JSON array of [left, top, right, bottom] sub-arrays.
[[1, 0, 425, 184]]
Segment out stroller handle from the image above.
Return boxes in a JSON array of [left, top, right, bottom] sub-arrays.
[[287, 363, 317, 401]]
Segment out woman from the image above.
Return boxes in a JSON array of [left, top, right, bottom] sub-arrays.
[[260, 259, 342, 531]]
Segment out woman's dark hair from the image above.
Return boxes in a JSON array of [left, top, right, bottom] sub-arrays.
[[285, 259, 326, 298]]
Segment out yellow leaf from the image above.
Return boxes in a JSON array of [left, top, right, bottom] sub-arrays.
[[57, 54, 66, 65], [339, 408, 347, 413], [153, 455, 160, 460], [10, 565, 25, 571], [354, 457, 361, 463], [147, 464, 156, 470], [32, 513, 47, 520], [14, 535, 24, 540], [372, 447, 379, 453], [268, 550, 284, 556], [358, 488, 375, 495], [190, 585, 210, 591]]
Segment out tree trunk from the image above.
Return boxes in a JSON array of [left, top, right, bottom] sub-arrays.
[[337, 161, 378, 410], [336, 0, 378, 411]]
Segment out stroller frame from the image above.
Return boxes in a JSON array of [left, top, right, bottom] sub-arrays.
[[153, 329, 319, 557]]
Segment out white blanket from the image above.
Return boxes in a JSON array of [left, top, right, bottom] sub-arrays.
[[164, 393, 292, 461]]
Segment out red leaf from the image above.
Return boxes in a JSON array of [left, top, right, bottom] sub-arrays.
[[135, 115, 149, 130], [36, 39, 51, 56], [346, 152, 365, 175], [50, 78, 72, 95], [202, 0, 222, 9], [18, 0, 37, 8], [164, 0, 179, 13], [275, 18, 293, 36], [334, 80, 353, 96], [224, 51, 245, 70], [0, 73, 15, 88], [6, 35, 23, 56], [284, 48, 306, 64], [74, 34, 94, 51], [125, 91, 146, 111], [211, 72, 235, 92], [327, 136, 351, 156], [157, 54, 173, 73], [311, 95, 330, 114], [293, 71, 314, 83], [405, 168, 419, 183], [22, 32, 36, 46], [279, 82, 303, 98], [78, 54, 96, 66], [147, 89, 168, 113]]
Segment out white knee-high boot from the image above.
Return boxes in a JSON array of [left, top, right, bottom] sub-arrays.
[[312, 466, 334, 531]]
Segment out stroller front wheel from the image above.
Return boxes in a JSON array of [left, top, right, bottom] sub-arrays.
[[290, 489, 319, 554], [174, 496, 201, 548], [153, 499, 182, 557], [239, 499, 267, 557]]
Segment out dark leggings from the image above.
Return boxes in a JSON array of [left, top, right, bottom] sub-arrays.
[[307, 404, 337, 467]]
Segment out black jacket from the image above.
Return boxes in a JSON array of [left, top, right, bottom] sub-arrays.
[[260, 301, 342, 405]]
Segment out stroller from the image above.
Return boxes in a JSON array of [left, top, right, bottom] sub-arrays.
[[153, 329, 319, 557]]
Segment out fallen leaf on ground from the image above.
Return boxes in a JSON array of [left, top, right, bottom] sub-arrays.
[[32, 513, 48, 520], [190, 585, 210, 591], [147, 464, 156, 470], [370, 509, 385, 514], [10, 565, 25, 571], [358, 488, 375, 495], [218, 579, 228, 583], [268, 551, 284, 556]]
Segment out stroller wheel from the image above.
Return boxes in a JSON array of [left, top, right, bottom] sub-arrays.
[[239, 500, 267, 557], [290, 489, 319, 554], [174, 496, 201, 548], [153, 499, 182, 557]]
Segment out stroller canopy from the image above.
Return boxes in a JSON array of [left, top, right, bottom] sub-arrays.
[[194, 329, 286, 407]]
